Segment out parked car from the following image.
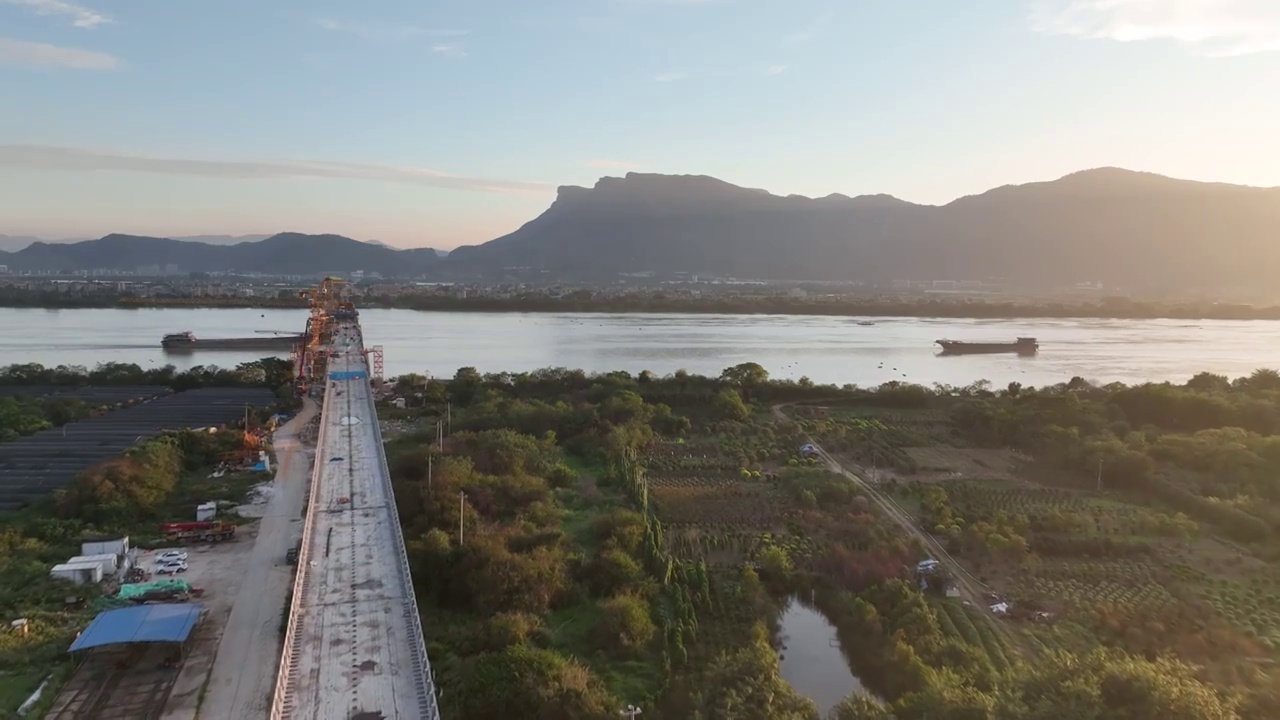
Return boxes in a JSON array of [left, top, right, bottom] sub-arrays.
[[156, 562, 188, 575], [155, 550, 188, 564]]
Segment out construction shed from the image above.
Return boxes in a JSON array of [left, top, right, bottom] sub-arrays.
[[50, 561, 104, 585], [69, 604, 204, 654]]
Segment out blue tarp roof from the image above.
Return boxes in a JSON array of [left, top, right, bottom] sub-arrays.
[[69, 603, 203, 652], [329, 370, 367, 381]]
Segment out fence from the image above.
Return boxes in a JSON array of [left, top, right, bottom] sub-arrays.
[[268, 384, 330, 719]]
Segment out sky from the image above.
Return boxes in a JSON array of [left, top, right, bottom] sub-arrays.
[[1, 0, 1278, 249]]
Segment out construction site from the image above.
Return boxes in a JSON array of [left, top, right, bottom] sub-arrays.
[[3, 278, 391, 720]]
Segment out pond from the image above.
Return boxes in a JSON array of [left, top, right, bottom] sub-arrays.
[[777, 595, 868, 715]]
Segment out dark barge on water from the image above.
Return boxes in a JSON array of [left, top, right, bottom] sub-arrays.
[[161, 331, 304, 352], [936, 337, 1039, 356]]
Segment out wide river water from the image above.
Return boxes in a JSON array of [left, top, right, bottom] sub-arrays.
[[2, 307, 1277, 387]]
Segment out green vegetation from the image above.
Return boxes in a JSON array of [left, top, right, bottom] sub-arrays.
[[0, 357, 296, 393], [384, 363, 1278, 718], [0, 395, 91, 441]]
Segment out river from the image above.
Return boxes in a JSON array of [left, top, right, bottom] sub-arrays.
[[1, 307, 1277, 387]]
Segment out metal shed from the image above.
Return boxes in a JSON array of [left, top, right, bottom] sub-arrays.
[[69, 604, 204, 653]]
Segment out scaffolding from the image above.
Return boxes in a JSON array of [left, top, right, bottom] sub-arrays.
[[295, 277, 352, 395]]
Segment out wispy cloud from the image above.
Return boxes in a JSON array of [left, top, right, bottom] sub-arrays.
[[0, 145, 551, 195], [1, 0, 110, 29], [654, 71, 687, 82], [586, 159, 646, 171], [0, 38, 118, 68], [431, 43, 467, 58], [1031, 0, 1280, 56], [765, 64, 788, 76], [312, 17, 469, 43]]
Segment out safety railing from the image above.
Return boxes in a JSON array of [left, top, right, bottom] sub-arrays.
[[269, 384, 333, 720], [364, 355, 441, 719]]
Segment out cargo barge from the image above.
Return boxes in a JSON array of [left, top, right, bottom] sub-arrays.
[[161, 331, 303, 351], [936, 337, 1039, 356]]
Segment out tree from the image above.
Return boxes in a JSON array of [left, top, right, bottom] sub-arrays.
[[688, 624, 819, 720], [455, 645, 616, 720], [721, 362, 770, 400], [990, 650, 1238, 720], [586, 548, 645, 597], [828, 694, 896, 720], [478, 612, 542, 651], [757, 545, 794, 586], [713, 388, 751, 422], [594, 594, 656, 655]]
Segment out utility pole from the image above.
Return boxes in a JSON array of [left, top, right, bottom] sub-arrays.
[[458, 491, 466, 546], [428, 455, 433, 493], [1096, 458, 1103, 492], [620, 704, 642, 719], [437, 420, 443, 451], [446, 402, 451, 434]]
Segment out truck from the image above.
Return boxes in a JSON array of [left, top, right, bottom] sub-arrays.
[[159, 520, 237, 544]]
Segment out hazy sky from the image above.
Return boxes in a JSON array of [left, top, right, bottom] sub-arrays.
[[1, 0, 1278, 249]]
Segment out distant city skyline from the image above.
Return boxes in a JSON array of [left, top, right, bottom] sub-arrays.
[[2, 0, 1278, 248]]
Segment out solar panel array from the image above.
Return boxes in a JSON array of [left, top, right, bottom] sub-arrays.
[[0, 387, 278, 511]]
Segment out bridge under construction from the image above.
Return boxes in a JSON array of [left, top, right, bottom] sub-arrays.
[[271, 279, 438, 719]]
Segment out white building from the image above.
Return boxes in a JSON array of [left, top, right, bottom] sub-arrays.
[[50, 561, 104, 585]]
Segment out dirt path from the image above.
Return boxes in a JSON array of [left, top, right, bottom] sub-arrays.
[[772, 403, 1031, 659], [194, 398, 320, 720]]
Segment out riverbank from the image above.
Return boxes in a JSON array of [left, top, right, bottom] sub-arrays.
[[4, 288, 1280, 321]]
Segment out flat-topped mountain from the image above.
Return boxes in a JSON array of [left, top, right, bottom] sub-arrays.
[[446, 169, 1280, 290]]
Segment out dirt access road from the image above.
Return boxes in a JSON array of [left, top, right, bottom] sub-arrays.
[[772, 403, 1030, 658], [194, 398, 320, 720]]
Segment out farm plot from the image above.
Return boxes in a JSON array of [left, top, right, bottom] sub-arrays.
[[792, 409, 955, 477], [942, 481, 1191, 538], [650, 484, 791, 526], [644, 439, 809, 569], [902, 447, 1025, 481], [1173, 566, 1280, 651]]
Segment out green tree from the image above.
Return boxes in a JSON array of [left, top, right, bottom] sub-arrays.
[[594, 594, 657, 655], [455, 645, 616, 720], [712, 388, 751, 422], [721, 362, 770, 401], [828, 694, 896, 720], [689, 623, 819, 720]]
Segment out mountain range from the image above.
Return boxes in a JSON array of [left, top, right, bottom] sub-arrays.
[[0, 233, 443, 277], [0, 234, 272, 253], [4, 168, 1278, 289], [447, 168, 1280, 290]]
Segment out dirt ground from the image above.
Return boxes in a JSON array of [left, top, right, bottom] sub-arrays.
[[192, 398, 318, 720]]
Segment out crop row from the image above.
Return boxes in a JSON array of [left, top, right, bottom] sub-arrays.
[[1015, 577, 1177, 611]]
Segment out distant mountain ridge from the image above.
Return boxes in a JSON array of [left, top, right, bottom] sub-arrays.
[[447, 168, 1280, 291], [6, 168, 1278, 288], [0, 232, 443, 277]]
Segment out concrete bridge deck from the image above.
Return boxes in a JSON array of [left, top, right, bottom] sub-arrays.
[[271, 321, 438, 720]]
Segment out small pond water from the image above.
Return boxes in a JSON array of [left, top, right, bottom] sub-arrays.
[[777, 596, 867, 715]]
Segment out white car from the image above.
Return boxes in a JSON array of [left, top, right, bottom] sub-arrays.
[[156, 561, 188, 575], [155, 551, 188, 564]]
